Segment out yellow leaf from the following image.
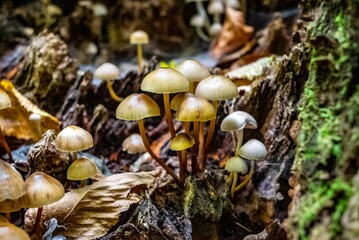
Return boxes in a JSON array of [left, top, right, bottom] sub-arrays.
[[0, 80, 59, 141], [25, 171, 159, 239]]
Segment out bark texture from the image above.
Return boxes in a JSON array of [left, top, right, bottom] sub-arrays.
[[288, 1, 359, 239]]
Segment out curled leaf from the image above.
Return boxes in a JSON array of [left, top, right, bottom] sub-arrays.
[[25, 171, 159, 239]]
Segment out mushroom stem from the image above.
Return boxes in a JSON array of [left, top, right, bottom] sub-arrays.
[[179, 150, 187, 183], [184, 122, 190, 134], [191, 121, 199, 174], [137, 44, 143, 73], [106, 80, 123, 102], [235, 130, 244, 156], [0, 125, 12, 163], [72, 152, 78, 161], [198, 121, 206, 172], [231, 171, 238, 199], [195, 27, 210, 42], [234, 160, 255, 193], [137, 119, 180, 185], [204, 100, 218, 154], [227, 171, 234, 185], [189, 82, 195, 94], [5, 212, 10, 222], [29, 206, 43, 236], [214, 14, 220, 24], [80, 180, 86, 188], [163, 93, 176, 138]]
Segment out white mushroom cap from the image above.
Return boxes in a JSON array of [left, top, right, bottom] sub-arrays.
[[225, 156, 248, 174], [0, 89, 11, 110], [208, 0, 224, 14], [176, 59, 211, 83], [209, 23, 222, 36], [226, 0, 240, 8], [122, 133, 146, 154], [55, 126, 94, 152], [195, 75, 238, 101], [238, 139, 267, 161], [29, 113, 41, 122], [221, 111, 257, 132], [130, 30, 149, 45], [190, 15, 206, 28], [94, 62, 120, 80]]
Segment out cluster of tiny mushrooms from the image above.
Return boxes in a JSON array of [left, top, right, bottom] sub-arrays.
[[0, 28, 267, 238], [189, 0, 241, 41]]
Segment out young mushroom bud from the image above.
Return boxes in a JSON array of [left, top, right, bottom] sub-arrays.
[[94, 62, 123, 102], [225, 156, 248, 198], [129, 30, 149, 73], [55, 125, 94, 162], [122, 133, 146, 154]]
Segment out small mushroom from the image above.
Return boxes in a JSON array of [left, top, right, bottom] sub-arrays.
[[170, 92, 194, 134], [0, 222, 30, 240], [129, 30, 149, 73], [0, 89, 12, 163], [94, 62, 123, 102], [225, 156, 248, 198], [209, 22, 222, 36], [122, 133, 146, 154], [116, 93, 180, 185], [190, 14, 210, 41], [234, 139, 267, 192], [141, 67, 189, 139], [55, 125, 94, 161], [208, 0, 224, 24], [220, 111, 257, 154], [176, 59, 210, 93], [170, 133, 195, 182], [67, 157, 97, 187], [19, 172, 64, 236]]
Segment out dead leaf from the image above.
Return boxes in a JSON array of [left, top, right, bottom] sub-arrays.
[[243, 221, 287, 240], [0, 80, 59, 141], [211, 8, 254, 59], [25, 171, 159, 239]]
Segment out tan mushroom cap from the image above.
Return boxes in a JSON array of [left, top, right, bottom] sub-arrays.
[[170, 133, 195, 151], [176, 96, 216, 122], [116, 93, 160, 121], [220, 111, 257, 132], [94, 62, 120, 80], [141, 68, 189, 94], [0, 89, 11, 110], [55, 126, 94, 152], [225, 156, 248, 174], [0, 161, 25, 202], [170, 92, 194, 111], [0, 215, 8, 223], [122, 133, 146, 154], [176, 59, 211, 83], [67, 157, 97, 180], [195, 75, 238, 101], [130, 30, 149, 44], [19, 172, 65, 208], [0, 223, 30, 240], [0, 199, 22, 213], [238, 139, 267, 161]]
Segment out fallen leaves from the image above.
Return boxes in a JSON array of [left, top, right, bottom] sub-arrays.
[[25, 171, 159, 239]]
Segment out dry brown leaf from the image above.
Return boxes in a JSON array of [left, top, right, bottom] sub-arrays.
[[0, 80, 59, 141], [211, 8, 254, 59], [25, 171, 159, 239]]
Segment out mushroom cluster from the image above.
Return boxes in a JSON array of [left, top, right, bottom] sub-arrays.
[[221, 111, 267, 198], [116, 59, 239, 185]]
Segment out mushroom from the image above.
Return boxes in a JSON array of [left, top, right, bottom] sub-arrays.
[[225, 156, 248, 198], [176, 96, 216, 172], [122, 133, 146, 154], [190, 14, 210, 41], [0, 222, 30, 240], [0, 89, 12, 163], [208, 0, 224, 24], [129, 30, 149, 73], [29, 113, 42, 141], [220, 111, 257, 154], [195, 75, 238, 156], [170, 92, 194, 134], [116, 93, 180, 185], [55, 125, 94, 161], [19, 172, 64, 236], [176, 59, 210, 93], [170, 133, 195, 182], [67, 157, 97, 187], [94, 62, 123, 102], [0, 199, 22, 222], [141, 67, 189, 138], [209, 22, 222, 37], [0, 160, 25, 221], [234, 139, 267, 192]]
